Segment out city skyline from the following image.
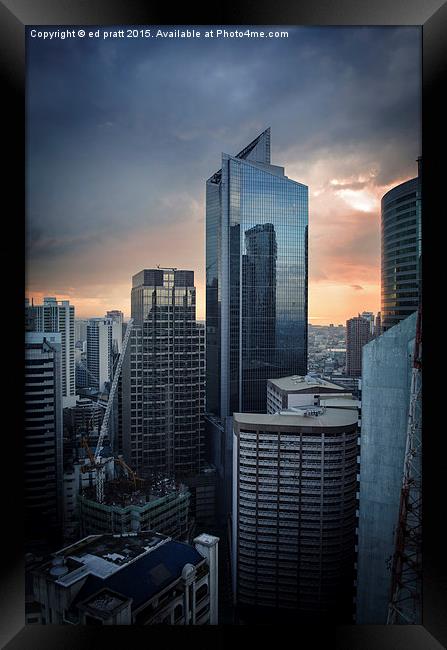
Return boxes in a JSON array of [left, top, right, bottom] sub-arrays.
[[26, 26, 421, 324]]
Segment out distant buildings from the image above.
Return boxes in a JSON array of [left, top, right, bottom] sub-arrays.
[[356, 311, 419, 623], [381, 160, 421, 332], [29, 531, 219, 625], [232, 405, 359, 622], [25, 332, 63, 541], [206, 127, 308, 417], [105, 310, 124, 354], [26, 297, 77, 408], [346, 316, 372, 377], [122, 268, 205, 481], [86, 318, 113, 392]]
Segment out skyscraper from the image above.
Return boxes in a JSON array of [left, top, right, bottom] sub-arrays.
[[26, 297, 77, 408], [123, 268, 205, 480], [105, 310, 124, 354], [86, 318, 113, 393], [232, 405, 359, 622], [25, 332, 63, 541], [356, 312, 418, 623], [346, 316, 371, 377], [206, 128, 308, 417], [381, 159, 421, 332]]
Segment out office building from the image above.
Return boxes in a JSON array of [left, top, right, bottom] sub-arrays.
[[75, 319, 88, 344], [105, 310, 124, 354], [29, 531, 219, 625], [232, 406, 359, 622], [360, 312, 375, 336], [86, 318, 113, 392], [26, 297, 77, 408], [122, 268, 205, 481], [346, 316, 371, 377], [374, 312, 382, 338], [267, 374, 350, 413], [25, 332, 63, 541], [206, 127, 308, 417], [356, 311, 419, 624], [381, 160, 421, 331]]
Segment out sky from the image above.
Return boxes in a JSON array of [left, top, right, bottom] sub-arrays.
[[26, 26, 421, 324]]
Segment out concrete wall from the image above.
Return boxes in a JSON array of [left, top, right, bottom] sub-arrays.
[[356, 312, 416, 623]]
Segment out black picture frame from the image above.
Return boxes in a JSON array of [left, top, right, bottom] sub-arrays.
[[2, 0, 445, 647]]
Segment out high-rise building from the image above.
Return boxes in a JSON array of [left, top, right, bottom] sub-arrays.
[[105, 310, 124, 354], [232, 405, 359, 622], [26, 297, 77, 408], [381, 159, 421, 332], [122, 268, 205, 480], [75, 319, 88, 343], [346, 316, 371, 377], [356, 311, 418, 624], [360, 312, 375, 336], [206, 127, 308, 417], [25, 332, 63, 541], [374, 312, 382, 338], [86, 318, 113, 393]]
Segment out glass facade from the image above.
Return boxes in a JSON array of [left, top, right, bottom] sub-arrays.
[[206, 128, 308, 416], [381, 163, 421, 331]]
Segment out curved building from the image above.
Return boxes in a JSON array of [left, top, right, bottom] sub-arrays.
[[381, 162, 421, 331], [232, 406, 359, 623]]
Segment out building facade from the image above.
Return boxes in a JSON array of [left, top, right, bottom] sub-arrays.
[[30, 531, 219, 625], [346, 316, 371, 377], [86, 318, 113, 392], [26, 297, 77, 408], [232, 407, 359, 622], [123, 269, 205, 480], [381, 161, 421, 332], [356, 311, 418, 623], [266, 375, 350, 414], [105, 310, 124, 354], [206, 128, 308, 417], [25, 332, 64, 541]]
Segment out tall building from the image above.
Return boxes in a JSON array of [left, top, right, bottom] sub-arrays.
[[26, 297, 77, 408], [346, 316, 371, 377], [360, 312, 375, 336], [25, 332, 63, 541], [374, 312, 382, 338], [105, 310, 124, 354], [86, 318, 113, 392], [381, 160, 421, 331], [232, 406, 359, 622], [356, 311, 418, 624], [75, 319, 88, 343], [29, 531, 219, 625], [123, 268, 205, 480], [206, 127, 308, 417]]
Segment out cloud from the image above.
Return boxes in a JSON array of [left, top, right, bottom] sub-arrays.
[[351, 285, 364, 291]]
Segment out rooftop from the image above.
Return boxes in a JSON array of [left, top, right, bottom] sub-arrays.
[[234, 406, 358, 429], [268, 375, 347, 394]]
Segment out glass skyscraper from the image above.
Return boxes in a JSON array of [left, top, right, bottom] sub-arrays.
[[381, 158, 421, 331], [206, 128, 308, 416]]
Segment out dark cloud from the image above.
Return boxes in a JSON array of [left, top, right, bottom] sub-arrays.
[[351, 285, 364, 291], [26, 26, 420, 309]]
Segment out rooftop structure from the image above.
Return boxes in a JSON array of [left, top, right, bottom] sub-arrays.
[[30, 531, 219, 625]]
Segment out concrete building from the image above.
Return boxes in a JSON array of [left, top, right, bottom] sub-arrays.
[[360, 312, 375, 336], [381, 160, 421, 331], [86, 318, 113, 393], [206, 127, 308, 417], [356, 311, 418, 624], [105, 310, 124, 354], [232, 407, 359, 623], [346, 316, 371, 377], [30, 530, 219, 625], [123, 268, 205, 480], [78, 476, 191, 541], [75, 319, 88, 344], [266, 374, 350, 414], [25, 332, 64, 541], [26, 297, 77, 408]]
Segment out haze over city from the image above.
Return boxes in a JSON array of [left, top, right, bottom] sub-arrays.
[[26, 26, 420, 323]]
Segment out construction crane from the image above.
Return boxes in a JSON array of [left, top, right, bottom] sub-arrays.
[[81, 318, 134, 503], [387, 304, 422, 624], [115, 456, 145, 491]]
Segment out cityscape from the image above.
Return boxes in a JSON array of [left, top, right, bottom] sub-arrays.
[[25, 27, 421, 627]]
